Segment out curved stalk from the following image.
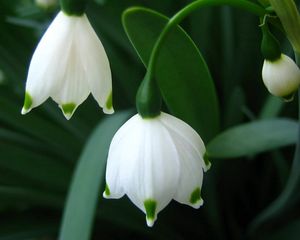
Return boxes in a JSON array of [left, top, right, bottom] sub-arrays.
[[146, 0, 266, 80]]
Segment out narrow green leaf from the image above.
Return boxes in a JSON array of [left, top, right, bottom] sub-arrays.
[[0, 142, 71, 192], [259, 95, 285, 119], [0, 128, 45, 149], [207, 119, 298, 158], [0, 168, 48, 190], [0, 186, 63, 209], [0, 95, 80, 160], [42, 102, 91, 142], [220, 6, 236, 98], [122, 7, 219, 141], [58, 110, 133, 240], [248, 65, 300, 237], [223, 87, 246, 128], [0, 214, 58, 240], [255, 219, 300, 240]]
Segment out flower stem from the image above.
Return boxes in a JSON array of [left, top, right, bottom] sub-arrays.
[[247, 53, 300, 236], [137, 0, 266, 117], [287, 52, 300, 200], [146, 0, 266, 80], [60, 0, 88, 16], [269, 0, 300, 53]]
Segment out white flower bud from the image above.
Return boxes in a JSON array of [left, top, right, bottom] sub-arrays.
[[262, 54, 300, 100]]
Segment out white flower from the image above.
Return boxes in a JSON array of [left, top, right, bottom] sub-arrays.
[[262, 54, 300, 100], [22, 11, 113, 120], [103, 112, 210, 227]]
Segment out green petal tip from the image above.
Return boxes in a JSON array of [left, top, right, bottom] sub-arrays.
[[21, 92, 33, 114], [203, 153, 212, 171], [104, 91, 114, 114], [144, 199, 157, 227], [189, 187, 203, 208], [104, 184, 110, 197], [61, 103, 76, 120]]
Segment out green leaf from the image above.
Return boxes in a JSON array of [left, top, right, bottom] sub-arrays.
[[122, 7, 219, 141], [223, 87, 246, 128], [0, 186, 63, 209], [259, 95, 285, 119], [0, 142, 71, 192], [0, 128, 44, 149], [256, 219, 300, 240], [58, 110, 133, 240], [207, 118, 298, 158], [0, 95, 81, 161], [0, 213, 58, 240]]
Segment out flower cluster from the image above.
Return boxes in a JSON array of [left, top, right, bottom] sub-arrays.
[[24, 0, 300, 230], [22, 0, 211, 227]]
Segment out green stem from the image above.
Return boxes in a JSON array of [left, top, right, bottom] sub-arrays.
[[60, 0, 88, 16], [260, 19, 281, 61], [147, 0, 266, 80], [137, 0, 266, 117], [287, 52, 300, 199], [269, 54, 300, 208], [247, 54, 300, 236]]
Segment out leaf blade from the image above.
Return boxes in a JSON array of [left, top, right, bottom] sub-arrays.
[[122, 7, 219, 141], [207, 118, 298, 158], [58, 110, 133, 240]]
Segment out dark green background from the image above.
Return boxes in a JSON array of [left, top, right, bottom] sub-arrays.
[[0, 0, 299, 239]]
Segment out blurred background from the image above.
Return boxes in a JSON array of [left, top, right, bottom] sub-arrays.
[[0, 0, 299, 239]]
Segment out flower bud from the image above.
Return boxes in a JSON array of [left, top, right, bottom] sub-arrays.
[[262, 54, 300, 101]]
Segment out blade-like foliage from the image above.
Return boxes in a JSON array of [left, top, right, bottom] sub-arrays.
[[122, 7, 219, 142], [58, 110, 133, 240], [207, 118, 298, 158]]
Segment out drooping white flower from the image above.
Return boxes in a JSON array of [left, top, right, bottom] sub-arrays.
[[103, 112, 210, 227], [22, 11, 113, 119], [262, 54, 300, 100]]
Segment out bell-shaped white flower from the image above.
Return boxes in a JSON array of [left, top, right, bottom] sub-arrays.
[[103, 112, 210, 227], [22, 11, 113, 119], [262, 54, 300, 100]]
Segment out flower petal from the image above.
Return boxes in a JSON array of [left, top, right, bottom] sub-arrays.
[[122, 115, 180, 225], [170, 132, 204, 208], [50, 15, 93, 119], [23, 11, 72, 113], [159, 112, 209, 171], [104, 114, 139, 199], [77, 14, 113, 114]]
